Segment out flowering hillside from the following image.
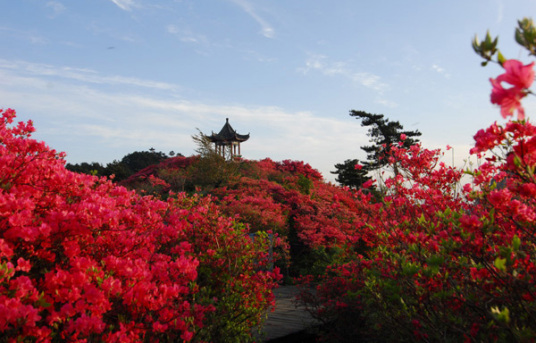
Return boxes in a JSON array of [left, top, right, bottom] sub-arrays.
[[0, 109, 280, 342], [122, 154, 378, 279]]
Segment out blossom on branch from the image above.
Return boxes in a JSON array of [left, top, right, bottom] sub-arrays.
[[490, 59, 534, 120]]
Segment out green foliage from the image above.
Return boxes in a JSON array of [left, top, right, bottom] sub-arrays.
[[101, 160, 131, 181], [351, 110, 421, 174], [296, 174, 313, 195], [189, 131, 240, 191], [66, 149, 177, 182], [333, 110, 421, 189], [65, 161, 106, 175], [331, 159, 371, 189], [120, 149, 168, 174], [515, 18, 536, 56], [472, 30, 499, 65]]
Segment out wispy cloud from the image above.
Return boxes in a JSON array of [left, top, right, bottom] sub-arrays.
[[299, 54, 396, 107], [375, 98, 398, 108], [228, 0, 275, 38], [110, 0, 137, 11], [351, 72, 387, 92], [299, 54, 389, 93], [432, 64, 451, 79], [0, 58, 370, 181], [0, 59, 179, 91], [496, 0, 504, 23], [0, 27, 47, 45], [46, 1, 66, 18], [167, 25, 209, 45]]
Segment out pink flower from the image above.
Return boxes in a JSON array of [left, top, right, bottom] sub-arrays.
[[490, 78, 526, 120], [490, 59, 535, 121], [400, 133, 407, 140], [497, 59, 535, 89], [354, 163, 363, 170], [362, 179, 375, 188]]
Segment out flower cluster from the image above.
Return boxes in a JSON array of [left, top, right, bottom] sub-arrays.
[[296, 52, 536, 341], [0, 108, 280, 342]]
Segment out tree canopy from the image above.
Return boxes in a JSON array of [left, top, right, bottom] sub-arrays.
[[331, 159, 371, 190], [332, 110, 421, 188], [66, 149, 180, 181]]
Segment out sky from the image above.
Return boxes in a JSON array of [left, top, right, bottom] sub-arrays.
[[1, 0, 536, 183]]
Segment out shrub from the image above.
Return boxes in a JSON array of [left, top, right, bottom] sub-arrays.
[[0, 108, 280, 342]]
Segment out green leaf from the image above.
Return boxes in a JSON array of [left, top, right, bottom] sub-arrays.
[[36, 293, 52, 308], [472, 35, 481, 53], [491, 306, 510, 324], [516, 27, 525, 46], [417, 213, 426, 225], [497, 50, 506, 66], [512, 235, 521, 251], [494, 257, 507, 272]]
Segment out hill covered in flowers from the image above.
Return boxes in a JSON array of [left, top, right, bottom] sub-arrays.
[[120, 153, 377, 280]]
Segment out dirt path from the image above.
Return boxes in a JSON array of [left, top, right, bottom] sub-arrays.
[[256, 286, 318, 342]]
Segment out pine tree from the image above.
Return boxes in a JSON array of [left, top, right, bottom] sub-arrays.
[[331, 159, 371, 190], [353, 110, 421, 174], [332, 110, 421, 188]]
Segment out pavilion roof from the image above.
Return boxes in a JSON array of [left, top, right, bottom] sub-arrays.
[[209, 118, 249, 143]]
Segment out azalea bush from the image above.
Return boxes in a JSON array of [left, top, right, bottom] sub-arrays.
[[165, 193, 281, 343], [297, 18, 536, 342], [0, 108, 280, 342], [210, 158, 374, 278], [124, 154, 374, 280]]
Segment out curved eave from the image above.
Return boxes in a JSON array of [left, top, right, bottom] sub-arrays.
[[209, 133, 249, 143]]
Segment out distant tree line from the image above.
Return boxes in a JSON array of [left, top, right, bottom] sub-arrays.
[[66, 148, 181, 182]]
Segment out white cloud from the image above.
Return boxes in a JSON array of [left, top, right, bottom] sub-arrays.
[[0, 27, 47, 45], [0, 57, 481, 184], [496, 0, 504, 24], [167, 25, 208, 45], [0, 59, 179, 91], [300, 54, 390, 93], [228, 0, 275, 38], [352, 72, 388, 92], [375, 98, 398, 108], [0, 58, 370, 182], [46, 1, 66, 17], [432, 64, 451, 79], [110, 0, 137, 11]]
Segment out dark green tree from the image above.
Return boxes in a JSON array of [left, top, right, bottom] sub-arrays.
[[332, 110, 421, 188], [102, 160, 132, 181], [354, 110, 421, 173], [65, 162, 105, 176], [66, 149, 179, 182], [331, 159, 371, 190], [120, 149, 168, 175]]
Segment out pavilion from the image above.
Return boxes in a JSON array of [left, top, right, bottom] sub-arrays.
[[208, 118, 249, 160]]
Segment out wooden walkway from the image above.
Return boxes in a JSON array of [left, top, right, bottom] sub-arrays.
[[255, 286, 318, 342]]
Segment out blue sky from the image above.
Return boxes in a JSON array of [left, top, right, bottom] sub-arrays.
[[1, 0, 536, 182]]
